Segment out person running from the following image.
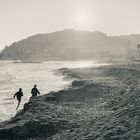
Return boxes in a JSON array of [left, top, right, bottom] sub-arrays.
[[31, 84, 40, 97], [13, 88, 23, 110]]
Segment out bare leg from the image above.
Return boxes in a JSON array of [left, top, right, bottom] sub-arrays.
[[16, 100, 21, 110]]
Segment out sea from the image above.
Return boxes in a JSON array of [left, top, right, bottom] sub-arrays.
[[0, 60, 107, 122]]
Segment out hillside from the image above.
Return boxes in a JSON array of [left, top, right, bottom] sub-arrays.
[[0, 29, 140, 61]]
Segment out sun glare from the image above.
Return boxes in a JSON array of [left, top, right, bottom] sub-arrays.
[[75, 11, 90, 29]]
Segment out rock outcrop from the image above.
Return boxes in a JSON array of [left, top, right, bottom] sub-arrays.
[[1, 64, 140, 139]]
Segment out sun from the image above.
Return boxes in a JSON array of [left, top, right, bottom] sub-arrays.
[[75, 11, 90, 29]]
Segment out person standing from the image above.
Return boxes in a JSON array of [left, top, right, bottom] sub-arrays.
[[13, 88, 23, 110], [31, 84, 40, 97]]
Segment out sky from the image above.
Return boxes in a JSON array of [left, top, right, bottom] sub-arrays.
[[0, 0, 140, 49]]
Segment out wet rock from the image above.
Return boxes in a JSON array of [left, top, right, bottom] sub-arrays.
[[71, 80, 86, 88], [45, 94, 56, 101]]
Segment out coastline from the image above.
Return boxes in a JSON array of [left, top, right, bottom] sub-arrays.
[[0, 63, 140, 139]]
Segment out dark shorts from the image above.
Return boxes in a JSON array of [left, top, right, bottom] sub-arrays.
[[17, 97, 21, 102], [32, 93, 37, 97]]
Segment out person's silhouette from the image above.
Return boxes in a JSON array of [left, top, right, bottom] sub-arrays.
[[13, 88, 23, 110], [31, 84, 40, 97]]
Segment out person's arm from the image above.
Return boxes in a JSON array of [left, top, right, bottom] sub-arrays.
[[37, 89, 40, 94], [13, 92, 17, 98], [31, 89, 33, 94]]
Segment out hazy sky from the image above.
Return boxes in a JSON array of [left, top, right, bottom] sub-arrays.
[[0, 0, 140, 49]]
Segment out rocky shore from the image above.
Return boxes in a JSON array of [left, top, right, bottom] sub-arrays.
[[0, 63, 140, 140]]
